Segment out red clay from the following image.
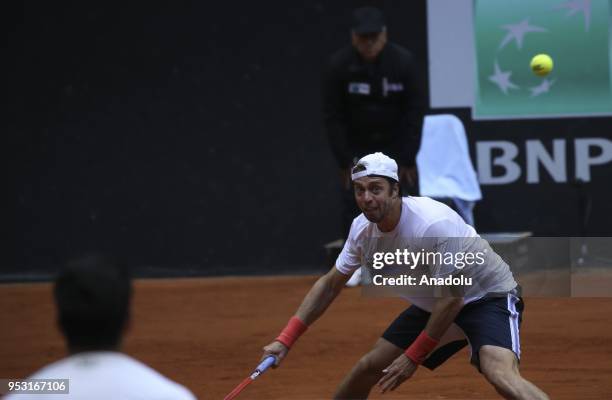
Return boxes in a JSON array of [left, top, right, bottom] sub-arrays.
[[1, 275, 611, 399]]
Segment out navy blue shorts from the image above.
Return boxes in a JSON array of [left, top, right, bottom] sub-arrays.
[[382, 291, 524, 371]]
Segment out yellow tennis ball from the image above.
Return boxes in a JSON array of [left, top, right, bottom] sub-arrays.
[[530, 54, 553, 76]]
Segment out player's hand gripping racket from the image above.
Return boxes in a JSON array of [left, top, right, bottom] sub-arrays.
[[223, 355, 277, 400]]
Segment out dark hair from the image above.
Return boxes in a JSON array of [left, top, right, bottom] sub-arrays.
[[54, 255, 131, 351]]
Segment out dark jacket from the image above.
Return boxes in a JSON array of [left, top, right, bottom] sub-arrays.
[[323, 42, 425, 168]]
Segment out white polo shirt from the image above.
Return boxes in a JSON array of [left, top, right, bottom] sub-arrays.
[[336, 196, 517, 312], [4, 351, 196, 400]]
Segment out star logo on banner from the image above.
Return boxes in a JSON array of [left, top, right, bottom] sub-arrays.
[[489, 62, 519, 94], [499, 18, 548, 50], [554, 0, 591, 32], [530, 78, 556, 97]]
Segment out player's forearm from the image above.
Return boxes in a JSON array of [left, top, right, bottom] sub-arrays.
[[295, 271, 344, 325], [273, 269, 346, 349], [424, 297, 464, 340], [403, 297, 464, 365]]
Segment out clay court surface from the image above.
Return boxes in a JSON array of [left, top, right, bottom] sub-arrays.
[[2, 275, 612, 399]]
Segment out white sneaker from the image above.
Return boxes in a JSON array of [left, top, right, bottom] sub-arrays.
[[345, 267, 362, 287]]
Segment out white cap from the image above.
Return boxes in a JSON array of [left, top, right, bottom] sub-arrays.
[[351, 152, 399, 182]]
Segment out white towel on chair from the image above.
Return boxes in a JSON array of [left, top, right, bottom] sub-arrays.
[[417, 114, 482, 201]]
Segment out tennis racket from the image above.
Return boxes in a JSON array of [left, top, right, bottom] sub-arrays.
[[223, 355, 277, 400]]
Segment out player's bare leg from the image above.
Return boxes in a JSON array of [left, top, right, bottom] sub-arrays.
[[333, 338, 403, 400], [479, 345, 549, 400]]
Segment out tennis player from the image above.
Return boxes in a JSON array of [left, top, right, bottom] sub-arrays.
[[261, 153, 548, 399]]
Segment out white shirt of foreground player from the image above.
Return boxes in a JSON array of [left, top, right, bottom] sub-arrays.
[[4, 351, 196, 400], [336, 196, 517, 312]]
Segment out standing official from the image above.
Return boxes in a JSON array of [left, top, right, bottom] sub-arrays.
[[323, 6, 426, 234]]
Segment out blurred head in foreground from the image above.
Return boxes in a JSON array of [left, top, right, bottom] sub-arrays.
[[54, 255, 131, 353]]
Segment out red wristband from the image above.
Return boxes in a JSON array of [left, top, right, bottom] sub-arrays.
[[276, 316, 308, 349], [404, 331, 439, 365]]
